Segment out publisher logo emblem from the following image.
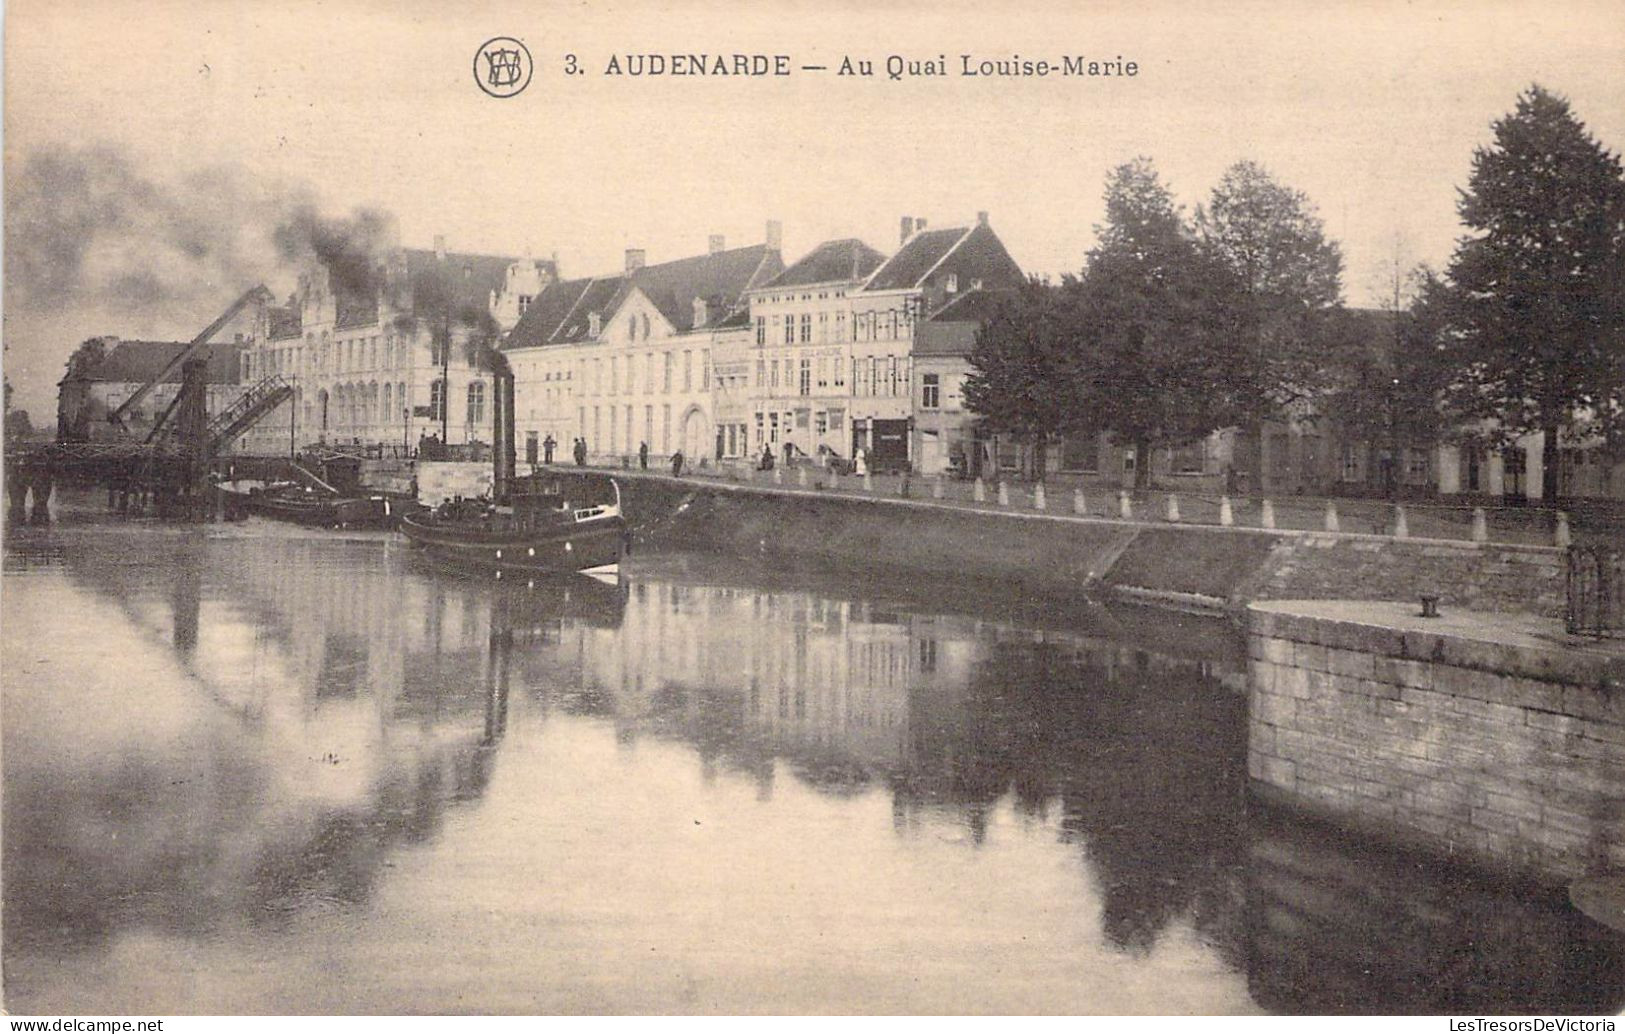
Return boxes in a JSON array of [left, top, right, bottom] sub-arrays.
[[474, 38, 533, 98]]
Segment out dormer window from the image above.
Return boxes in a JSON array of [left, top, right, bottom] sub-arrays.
[[692, 297, 709, 328], [629, 316, 639, 341], [518, 294, 532, 313], [946, 273, 959, 293], [589, 312, 601, 337]]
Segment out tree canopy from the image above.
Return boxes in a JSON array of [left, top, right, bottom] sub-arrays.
[[1438, 84, 1625, 499], [1196, 160, 1345, 407]]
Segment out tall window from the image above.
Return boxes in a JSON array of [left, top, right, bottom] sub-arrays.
[[467, 381, 486, 428], [664, 352, 674, 392], [701, 350, 710, 390], [783, 317, 795, 344], [430, 379, 447, 422], [755, 359, 766, 389], [799, 314, 811, 343], [921, 373, 940, 409], [756, 316, 766, 346], [683, 350, 693, 391], [799, 358, 811, 397]]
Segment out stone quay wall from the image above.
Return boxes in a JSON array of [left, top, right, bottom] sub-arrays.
[[1247, 601, 1625, 882], [616, 473, 1567, 618], [1249, 534, 1566, 619]]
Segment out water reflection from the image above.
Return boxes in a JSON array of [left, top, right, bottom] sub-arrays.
[[3, 518, 1621, 1014]]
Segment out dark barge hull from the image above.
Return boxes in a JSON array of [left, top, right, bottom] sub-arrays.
[[223, 489, 393, 528], [397, 511, 628, 573]]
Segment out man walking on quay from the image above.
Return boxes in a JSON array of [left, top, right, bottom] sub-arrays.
[[573, 437, 587, 466], [671, 450, 685, 477], [639, 441, 649, 470], [543, 434, 556, 465]]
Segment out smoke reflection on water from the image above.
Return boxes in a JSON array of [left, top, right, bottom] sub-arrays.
[[1, 517, 1620, 1014]]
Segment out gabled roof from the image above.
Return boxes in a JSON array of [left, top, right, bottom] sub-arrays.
[[761, 239, 886, 289], [916, 289, 1019, 357], [862, 222, 1024, 294], [69, 341, 242, 385], [503, 244, 782, 350], [927, 286, 1018, 324]]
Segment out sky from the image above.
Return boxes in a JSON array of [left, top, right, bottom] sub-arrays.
[[4, 0, 1624, 418]]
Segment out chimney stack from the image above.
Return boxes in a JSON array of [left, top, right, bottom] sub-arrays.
[[916, 217, 927, 233], [708, 234, 726, 255], [900, 216, 914, 244], [765, 220, 783, 251], [625, 248, 646, 274], [434, 234, 447, 261], [977, 210, 989, 226]]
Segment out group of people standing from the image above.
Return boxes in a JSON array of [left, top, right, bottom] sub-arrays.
[[538, 433, 684, 475]]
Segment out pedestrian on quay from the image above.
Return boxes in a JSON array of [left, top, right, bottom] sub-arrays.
[[639, 441, 649, 470], [573, 437, 587, 467], [543, 434, 556, 464], [854, 447, 868, 477], [759, 443, 775, 471], [671, 450, 685, 477]]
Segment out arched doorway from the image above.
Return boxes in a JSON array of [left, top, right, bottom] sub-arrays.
[[680, 406, 710, 460]]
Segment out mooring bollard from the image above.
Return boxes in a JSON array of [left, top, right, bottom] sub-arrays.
[[1166, 494, 1180, 522], [863, 471, 874, 493], [1033, 482, 1047, 510], [1261, 498, 1276, 529], [773, 466, 783, 485], [1119, 490, 1133, 520], [1392, 504, 1409, 539], [973, 478, 987, 503], [1073, 488, 1088, 516], [932, 476, 945, 500], [1219, 495, 1234, 526], [1324, 501, 1341, 533], [797, 466, 809, 487], [997, 481, 1011, 507], [899, 475, 911, 498], [1471, 506, 1488, 543], [1555, 511, 1572, 547]]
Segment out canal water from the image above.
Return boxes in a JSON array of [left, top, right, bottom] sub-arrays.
[[4, 509, 1622, 1014]]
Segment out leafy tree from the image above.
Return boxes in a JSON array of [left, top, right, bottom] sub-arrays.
[[1438, 84, 1625, 502], [963, 277, 1078, 479], [65, 337, 109, 378], [3, 376, 33, 441], [1068, 159, 1255, 488], [1196, 160, 1345, 407]]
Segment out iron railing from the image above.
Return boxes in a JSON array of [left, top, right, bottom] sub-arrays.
[[1566, 545, 1625, 638]]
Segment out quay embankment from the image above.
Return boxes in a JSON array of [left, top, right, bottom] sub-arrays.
[[611, 470, 1567, 619], [1247, 600, 1625, 884]]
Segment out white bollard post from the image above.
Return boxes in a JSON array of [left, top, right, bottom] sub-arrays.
[[1119, 490, 1133, 520], [1471, 507, 1489, 543], [1392, 504, 1409, 539], [1324, 501, 1340, 533], [797, 466, 809, 488], [863, 471, 874, 494], [1555, 511, 1572, 548], [933, 477, 945, 500], [973, 479, 987, 503], [1073, 488, 1088, 516], [997, 481, 1011, 507], [1166, 494, 1181, 522], [773, 466, 783, 485], [1261, 499, 1276, 529], [1033, 482, 1047, 510], [1219, 496, 1234, 527]]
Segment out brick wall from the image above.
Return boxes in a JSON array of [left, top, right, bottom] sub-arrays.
[[1252, 535, 1566, 618], [1246, 601, 1625, 882]]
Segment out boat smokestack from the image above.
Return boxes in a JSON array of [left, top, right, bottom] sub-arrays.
[[491, 352, 516, 503]]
